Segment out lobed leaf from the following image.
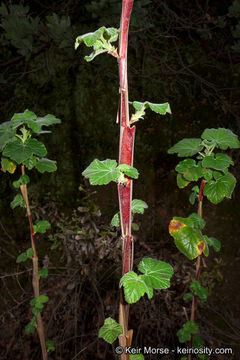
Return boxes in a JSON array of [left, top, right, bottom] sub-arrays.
[[16, 252, 28, 263], [46, 340, 55, 352], [36, 158, 57, 173], [98, 317, 123, 344], [168, 138, 203, 157], [177, 173, 190, 189], [82, 159, 120, 185], [190, 280, 208, 302], [3, 138, 47, 164], [39, 268, 48, 279], [177, 321, 199, 343], [131, 199, 148, 214], [202, 153, 234, 172], [117, 164, 139, 179], [201, 128, 240, 150], [203, 235, 221, 252], [34, 220, 51, 234], [10, 194, 25, 209], [120, 271, 152, 304], [176, 158, 203, 181], [111, 212, 120, 227], [0, 121, 16, 150], [138, 258, 174, 290], [203, 172, 236, 204]]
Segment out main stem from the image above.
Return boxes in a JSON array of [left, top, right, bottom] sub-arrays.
[[20, 165, 48, 360], [117, 0, 134, 358], [188, 180, 205, 360]]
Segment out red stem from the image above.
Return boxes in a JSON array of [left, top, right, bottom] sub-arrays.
[[117, 1, 134, 357]]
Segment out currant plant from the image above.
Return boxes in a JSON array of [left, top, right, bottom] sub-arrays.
[[0, 109, 61, 360], [168, 128, 240, 360], [75, 1, 173, 358]]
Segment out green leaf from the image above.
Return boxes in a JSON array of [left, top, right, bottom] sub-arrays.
[[131, 101, 171, 122], [11, 110, 37, 129], [203, 172, 236, 204], [190, 280, 208, 302], [183, 292, 193, 301], [177, 321, 199, 343], [202, 168, 213, 181], [10, 194, 25, 209], [25, 320, 36, 335], [75, 27, 119, 61], [169, 218, 206, 259], [120, 271, 153, 304], [188, 213, 205, 230], [26, 248, 34, 258], [189, 191, 197, 205], [24, 156, 37, 170], [131, 199, 148, 214], [98, 317, 123, 344], [138, 258, 174, 290], [36, 158, 57, 173], [30, 114, 61, 134], [176, 159, 203, 181], [117, 164, 139, 179], [39, 269, 48, 279], [46, 339, 55, 352], [168, 138, 203, 157], [34, 220, 51, 234], [201, 128, 240, 150], [16, 252, 28, 263], [120, 258, 173, 304], [3, 138, 47, 164], [0, 121, 16, 150], [203, 235, 221, 252], [82, 159, 121, 185], [202, 153, 234, 171], [130, 355, 145, 360], [13, 174, 30, 189], [177, 173, 190, 189], [111, 212, 120, 227], [1, 158, 16, 173], [36, 295, 49, 303]]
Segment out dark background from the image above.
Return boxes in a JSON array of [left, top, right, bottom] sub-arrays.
[[0, 0, 240, 359]]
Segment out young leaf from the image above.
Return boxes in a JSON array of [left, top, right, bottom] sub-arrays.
[[36, 295, 49, 303], [203, 172, 236, 204], [46, 339, 55, 352], [10, 194, 25, 209], [111, 212, 120, 227], [138, 258, 174, 290], [189, 191, 197, 205], [120, 271, 153, 303], [25, 320, 36, 335], [26, 248, 34, 258], [130, 355, 145, 360], [117, 164, 139, 179], [183, 292, 193, 301], [131, 101, 171, 122], [202, 168, 213, 181], [202, 153, 234, 171], [24, 156, 37, 170], [1, 158, 16, 173], [30, 114, 61, 134], [131, 199, 148, 214], [201, 128, 240, 150], [177, 321, 199, 343], [168, 138, 203, 157], [169, 218, 205, 260], [98, 317, 123, 344], [203, 235, 221, 252], [36, 158, 57, 173], [34, 220, 51, 234], [16, 252, 28, 263], [82, 159, 121, 185], [11, 110, 37, 129], [190, 280, 208, 302], [39, 269, 48, 279], [75, 27, 119, 61]]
